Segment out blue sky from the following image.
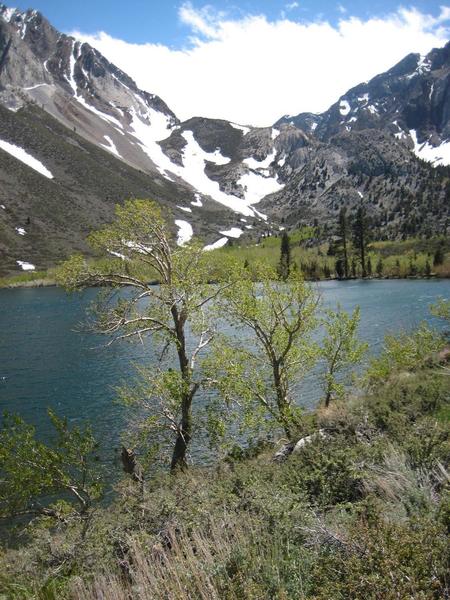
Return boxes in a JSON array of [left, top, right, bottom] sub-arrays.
[[6, 1, 450, 124], [7, 0, 449, 46]]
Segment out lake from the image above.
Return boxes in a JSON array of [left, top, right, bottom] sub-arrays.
[[0, 279, 449, 467]]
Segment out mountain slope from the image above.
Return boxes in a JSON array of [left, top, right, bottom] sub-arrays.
[[0, 102, 240, 273]]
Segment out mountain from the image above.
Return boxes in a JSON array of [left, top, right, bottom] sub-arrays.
[[0, 3, 449, 275], [0, 4, 282, 274], [267, 44, 450, 236], [277, 44, 450, 159]]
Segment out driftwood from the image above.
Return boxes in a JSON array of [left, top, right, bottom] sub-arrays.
[[121, 447, 144, 483]]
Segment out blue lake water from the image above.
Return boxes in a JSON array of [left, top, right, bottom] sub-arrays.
[[0, 280, 449, 466]]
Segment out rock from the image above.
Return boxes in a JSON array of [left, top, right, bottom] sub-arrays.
[[292, 430, 327, 454], [272, 442, 295, 462]]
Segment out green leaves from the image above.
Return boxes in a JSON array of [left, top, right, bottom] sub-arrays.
[[212, 270, 320, 439], [0, 411, 101, 520], [366, 325, 444, 385], [320, 306, 368, 405]]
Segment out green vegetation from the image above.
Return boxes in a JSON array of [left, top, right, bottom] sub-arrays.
[[0, 269, 56, 288], [0, 328, 448, 598], [212, 230, 450, 281], [0, 411, 101, 521]]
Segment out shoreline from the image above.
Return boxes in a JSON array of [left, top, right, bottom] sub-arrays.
[[1, 274, 449, 290]]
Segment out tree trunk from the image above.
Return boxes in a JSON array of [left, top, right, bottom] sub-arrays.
[[273, 361, 293, 440], [170, 398, 192, 471], [361, 239, 367, 278], [343, 234, 349, 279], [170, 307, 193, 472]]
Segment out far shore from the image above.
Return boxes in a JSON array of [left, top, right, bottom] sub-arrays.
[[1, 274, 449, 290]]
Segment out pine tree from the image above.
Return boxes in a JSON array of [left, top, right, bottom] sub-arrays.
[[338, 207, 349, 278], [278, 231, 291, 281], [352, 204, 370, 278], [376, 257, 384, 278], [335, 258, 345, 279]]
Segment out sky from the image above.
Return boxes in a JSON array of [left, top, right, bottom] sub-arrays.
[[6, 1, 450, 125]]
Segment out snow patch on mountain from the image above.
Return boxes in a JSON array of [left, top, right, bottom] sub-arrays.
[[238, 170, 284, 206], [339, 100, 351, 116], [219, 227, 243, 238], [230, 123, 251, 135], [0, 139, 54, 178], [191, 194, 203, 207], [204, 237, 228, 251], [409, 130, 450, 166], [244, 149, 277, 170], [175, 219, 193, 246], [1, 6, 17, 22], [100, 135, 121, 158], [16, 260, 35, 271], [271, 128, 281, 140]]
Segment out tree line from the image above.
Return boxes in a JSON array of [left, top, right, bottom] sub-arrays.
[[277, 204, 446, 281]]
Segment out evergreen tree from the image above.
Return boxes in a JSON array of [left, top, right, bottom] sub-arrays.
[[335, 258, 345, 279], [352, 204, 370, 278], [367, 256, 372, 277], [376, 257, 384, 278], [433, 244, 445, 266], [278, 231, 291, 281], [425, 259, 431, 277], [338, 207, 350, 278]]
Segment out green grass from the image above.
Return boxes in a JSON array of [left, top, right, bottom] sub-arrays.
[[0, 269, 55, 288], [434, 402, 450, 424]]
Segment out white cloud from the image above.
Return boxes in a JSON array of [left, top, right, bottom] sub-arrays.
[[71, 5, 450, 127], [178, 2, 222, 38]]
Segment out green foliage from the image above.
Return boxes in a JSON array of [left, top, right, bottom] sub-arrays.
[[430, 297, 450, 322], [320, 306, 367, 406], [0, 411, 101, 520], [366, 324, 444, 385], [310, 515, 449, 599], [57, 199, 236, 472], [210, 265, 319, 439], [0, 361, 449, 599]]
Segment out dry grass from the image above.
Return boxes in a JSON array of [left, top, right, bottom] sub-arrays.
[[69, 515, 276, 600], [363, 447, 449, 511]]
